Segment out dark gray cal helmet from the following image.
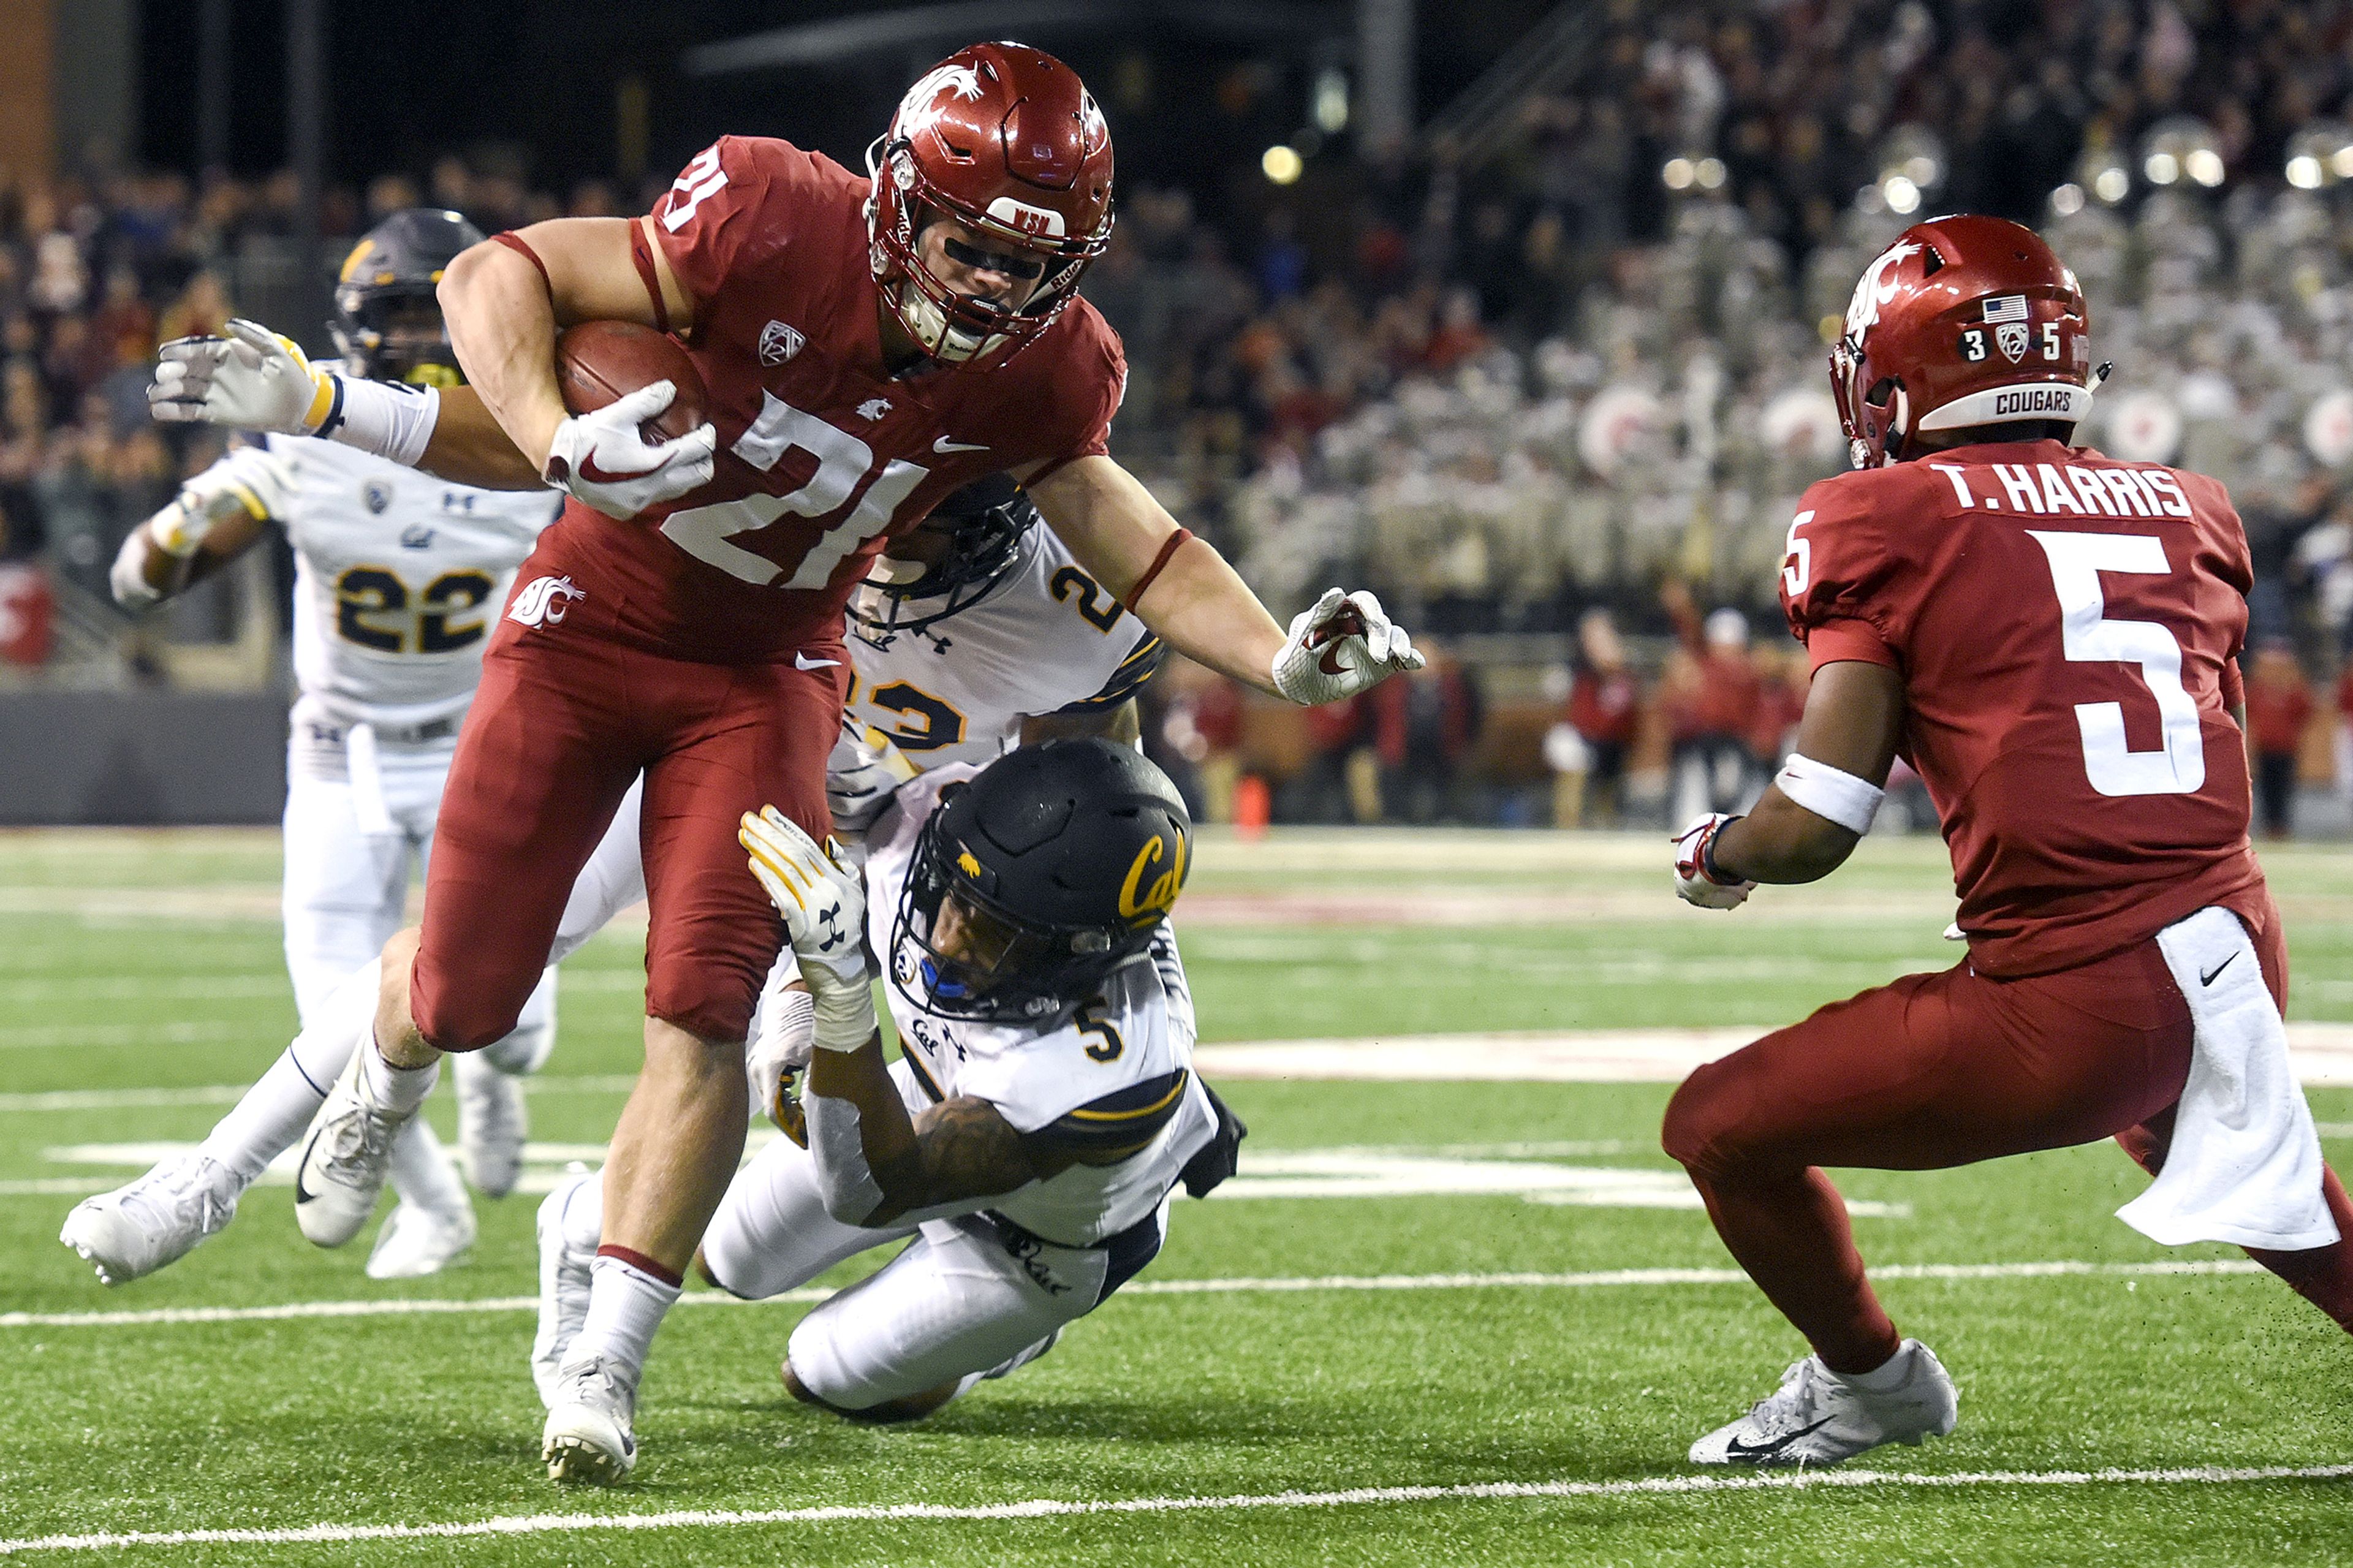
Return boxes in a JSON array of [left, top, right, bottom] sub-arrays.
[[332, 208, 484, 384], [891, 738, 1191, 1025]]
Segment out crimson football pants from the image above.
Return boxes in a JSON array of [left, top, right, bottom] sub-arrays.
[[412, 605, 844, 1050], [1662, 905, 2353, 1373]]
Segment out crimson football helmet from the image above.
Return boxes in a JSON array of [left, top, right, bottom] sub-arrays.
[[866, 41, 1114, 365], [1830, 214, 2097, 469]]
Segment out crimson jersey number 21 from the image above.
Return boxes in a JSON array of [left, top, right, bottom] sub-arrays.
[[659, 393, 930, 588]]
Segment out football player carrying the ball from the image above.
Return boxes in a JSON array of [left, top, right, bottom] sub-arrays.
[[150, 42, 1415, 1483], [1664, 215, 2353, 1468]]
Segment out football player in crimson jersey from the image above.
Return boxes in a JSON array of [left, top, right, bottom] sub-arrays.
[[150, 40, 1417, 1484], [1660, 214, 2353, 1469]]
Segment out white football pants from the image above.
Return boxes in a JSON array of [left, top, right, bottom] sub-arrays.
[[699, 1061, 1156, 1411]]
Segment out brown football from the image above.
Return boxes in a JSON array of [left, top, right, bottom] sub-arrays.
[[553, 320, 709, 443]]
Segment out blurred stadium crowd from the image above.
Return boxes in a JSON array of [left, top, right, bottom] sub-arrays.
[[7, 0, 2353, 829]]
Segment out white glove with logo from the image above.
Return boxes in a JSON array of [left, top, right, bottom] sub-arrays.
[[155, 445, 300, 556], [1271, 587, 1427, 705], [1673, 812, 1756, 911], [739, 806, 876, 1053], [825, 718, 919, 843], [746, 957, 816, 1143], [541, 381, 716, 521], [149, 319, 334, 434]]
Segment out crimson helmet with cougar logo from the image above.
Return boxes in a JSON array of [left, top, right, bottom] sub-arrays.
[[866, 41, 1115, 366], [1830, 214, 2094, 469]]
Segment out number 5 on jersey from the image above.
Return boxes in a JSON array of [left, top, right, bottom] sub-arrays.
[[2028, 529, 2205, 798]]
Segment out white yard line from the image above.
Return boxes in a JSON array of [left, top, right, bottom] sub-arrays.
[[0, 1075, 643, 1113], [0, 1259, 2265, 1331], [2, 1462, 2346, 1555]]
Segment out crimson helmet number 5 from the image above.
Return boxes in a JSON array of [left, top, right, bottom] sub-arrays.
[[1830, 214, 2096, 469], [866, 42, 1115, 366]]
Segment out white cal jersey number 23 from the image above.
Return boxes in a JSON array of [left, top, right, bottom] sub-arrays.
[[659, 393, 928, 589]]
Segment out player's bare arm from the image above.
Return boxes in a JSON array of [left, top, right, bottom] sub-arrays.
[[437, 217, 694, 472], [1711, 660, 1907, 884], [108, 447, 295, 610]]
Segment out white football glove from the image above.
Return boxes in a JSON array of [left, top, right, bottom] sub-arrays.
[[825, 718, 919, 843], [149, 319, 333, 434], [1271, 587, 1427, 705], [153, 445, 300, 556], [541, 381, 716, 521], [738, 806, 876, 1053], [747, 956, 815, 1143], [1673, 812, 1756, 910]]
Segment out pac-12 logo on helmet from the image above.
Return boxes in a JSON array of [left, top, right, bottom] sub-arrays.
[[1828, 214, 2096, 469]]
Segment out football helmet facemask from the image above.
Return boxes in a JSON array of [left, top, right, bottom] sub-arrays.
[[865, 40, 1114, 365], [1830, 213, 2098, 469], [849, 473, 1037, 647], [891, 738, 1189, 1025], [332, 208, 485, 387]]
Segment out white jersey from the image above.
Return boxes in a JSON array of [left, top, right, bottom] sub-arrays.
[[864, 767, 1214, 1248], [846, 526, 1162, 770], [219, 437, 558, 732]]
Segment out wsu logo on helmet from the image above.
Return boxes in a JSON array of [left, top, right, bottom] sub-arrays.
[[507, 575, 587, 629], [897, 62, 986, 132], [1844, 241, 1922, 341]]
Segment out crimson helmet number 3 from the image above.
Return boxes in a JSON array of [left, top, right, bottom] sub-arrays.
[[1829, 214, 2096, 469], [866, 42, 1115, 366]]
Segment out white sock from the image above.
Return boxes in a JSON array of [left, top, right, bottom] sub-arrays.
[[387, 1119, 470, 1216], [1834, 1343, 1917, 1393], [359, 1032, 440, 1117], [196, 960, 380, 1184], [195, 1048, 329, 1186], [571, 1252, 682, 1383]]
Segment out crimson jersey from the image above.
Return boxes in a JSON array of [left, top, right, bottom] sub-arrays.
[[531, 136, 1126, 662], [1782, 438, 2265, 977]]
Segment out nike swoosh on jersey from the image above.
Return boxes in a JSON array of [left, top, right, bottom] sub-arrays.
[[795, 653, 842, 670], [1722, 1416, 1835, 1463], [933, 436, 990, 453]]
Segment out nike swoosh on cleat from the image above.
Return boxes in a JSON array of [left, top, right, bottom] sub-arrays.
[[2200, 953, 2238, 986], [1722, 1415, 1835, 1463]]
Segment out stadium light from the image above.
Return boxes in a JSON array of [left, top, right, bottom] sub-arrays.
[[2184, 149, 2224, 187], [1261, 144, 1303, 184], [2139, 115, 2219, 194], [2144, 152, 2178, 186], [1313, 67, 1348, 135], [2092, 166, 2129, 203], [1662, 157, 1695, 191], [2050, 183, 2086, 217], [1884, 175, 1921, 214], [2288, 155, 2325, 190], [2287, 123, 2353, 188], [1694, 157, 1726, 191]]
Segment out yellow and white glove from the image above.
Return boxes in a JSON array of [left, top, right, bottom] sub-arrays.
[[1271, 587, 1427, 705], [739, 806, 876, 1053], [825, 718, 919, 844], [154, 446, 298, 556], [149, 319, 335, 435], [1673, 812, 1755, 911]]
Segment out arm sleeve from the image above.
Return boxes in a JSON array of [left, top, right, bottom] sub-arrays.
[[1781, 475, 1912, 674], [650, 136, 787, 319]]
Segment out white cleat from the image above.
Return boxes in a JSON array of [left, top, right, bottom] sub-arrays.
[[59, 1156, 239, 1286], [365, 1200, 477, 1280], [1689, 1339, 1958, 1468], [542, 1354, 638, 1484], [532, 1170, 600, 1407], [293, 1044, 416, 1248], [456, 1053, 529, 1199]]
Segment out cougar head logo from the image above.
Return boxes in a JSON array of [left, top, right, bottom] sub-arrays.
[[507, 575, 588, 629]]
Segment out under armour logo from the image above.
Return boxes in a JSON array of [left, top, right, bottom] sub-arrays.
[[507, 574, 587, 628], [857, 398, 892, 421], [759, 320, 804, 365]]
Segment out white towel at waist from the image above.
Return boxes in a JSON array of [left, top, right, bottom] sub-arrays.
[[2115, 906, 2339, 1252]]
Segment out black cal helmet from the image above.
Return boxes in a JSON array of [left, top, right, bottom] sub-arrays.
[[849, 473, 1036, 647], [892, 738, 1192, 1025], [331, 208, 485, 385]]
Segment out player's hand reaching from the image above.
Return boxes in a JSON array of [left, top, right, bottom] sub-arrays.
[[158, 447, 299, 555], [542, 382, 716, 521], [825, 719, 919, 843], [747, 965, 814, 1145], [739, 806, 876, 1053], [1271, 588, 1427, 705], [149, 319, 334, 435], [1673, 812, 1756, 910]]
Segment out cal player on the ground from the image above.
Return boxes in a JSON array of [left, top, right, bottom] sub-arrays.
[[1662, 214, 2353, 1468], [148, 41, 1414, 1485], [536, 741, 1241, 1468], [64, 210, 561, 1286]]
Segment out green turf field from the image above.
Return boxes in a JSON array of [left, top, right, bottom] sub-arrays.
[[2, 828, 2349, 1563]]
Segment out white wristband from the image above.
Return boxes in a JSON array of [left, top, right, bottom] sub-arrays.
[[321, 377, 441, 469], [1774, 752, 1884, 835]]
